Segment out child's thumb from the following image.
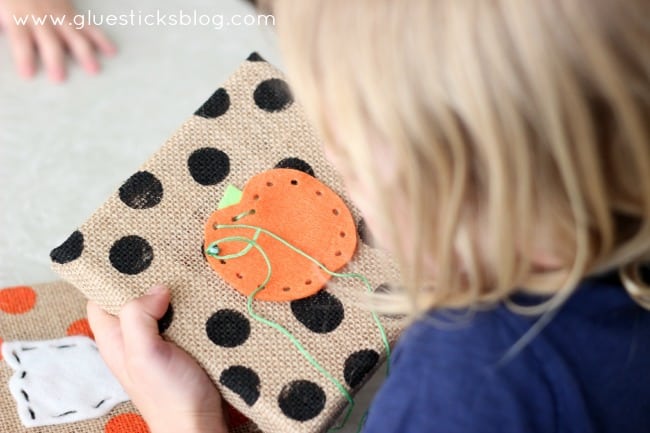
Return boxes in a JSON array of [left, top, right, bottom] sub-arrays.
[[146, 284, 169, 300], [119, 285, 171, 354]]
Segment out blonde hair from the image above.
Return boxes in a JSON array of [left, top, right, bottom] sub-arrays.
[[266, 0, 650, 316]]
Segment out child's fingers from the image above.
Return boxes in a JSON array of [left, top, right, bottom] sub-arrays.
[[59, 25, 99, 74], [118, 286, 171, 363], [32, 25, 65, 82], [82, 25, 116, 57], [5, 25, 35, 78], [87, 301, 128, 384]]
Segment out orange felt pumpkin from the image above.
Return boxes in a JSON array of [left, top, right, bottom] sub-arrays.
[[203, 169, 357, 302]]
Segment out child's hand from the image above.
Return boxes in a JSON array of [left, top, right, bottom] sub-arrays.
[[0, 0, 115, 82], [87, 286, 228, 433]]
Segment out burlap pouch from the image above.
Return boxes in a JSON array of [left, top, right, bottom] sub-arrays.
[[0, 281, 260, 433], [49, 54, 402, 433]]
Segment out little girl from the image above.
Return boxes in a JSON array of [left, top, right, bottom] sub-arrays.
[[88, 0, 650, 432]]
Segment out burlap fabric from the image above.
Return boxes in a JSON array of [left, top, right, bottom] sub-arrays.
[[50, 54, 402, 433], [0, 281, 143, 433], [0, 281, 260, 433]]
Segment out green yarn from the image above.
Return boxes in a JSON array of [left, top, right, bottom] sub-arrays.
[[206, 223, 391, 430]]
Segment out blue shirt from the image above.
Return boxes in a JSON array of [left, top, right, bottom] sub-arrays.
[[363, 270, 650, 433]]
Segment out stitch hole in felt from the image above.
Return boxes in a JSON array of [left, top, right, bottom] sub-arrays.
[[332, 208, 340, 216], [236, 273, 244, 279], [315, 190, 322, 196], [339, 231, 346, 238], [290, 179, 298, 185], [283, 286, 291, 292], [305, 279, 312, 285], [266, 181, 273, 187], [213, 223, 220, 230], [253, 194, 260, 200], [335, 251, 342, 257], [232, 209, 256, 222]]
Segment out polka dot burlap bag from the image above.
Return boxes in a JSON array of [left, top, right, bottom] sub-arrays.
[[0, 281, 258, 433], [50, 54, 403, 433]]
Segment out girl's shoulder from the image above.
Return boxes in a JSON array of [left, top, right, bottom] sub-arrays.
[[363, 271, 650, 433]]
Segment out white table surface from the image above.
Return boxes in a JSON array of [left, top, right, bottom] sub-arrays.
[[0, 1, 384, 431]]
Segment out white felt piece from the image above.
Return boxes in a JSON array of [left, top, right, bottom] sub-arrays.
[[1, 336, 130, 427]]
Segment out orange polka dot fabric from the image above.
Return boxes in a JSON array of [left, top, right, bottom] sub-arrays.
[[0, 281, 261, 433], [104, 413, 149, 433], [66, 318, 95, 339], [0, 286, 37, 315]]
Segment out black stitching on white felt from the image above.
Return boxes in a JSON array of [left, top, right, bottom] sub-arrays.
[[50, 230, 84, 264], [344, 349, 379, 388], [274, 157, 315, 177], [278, 380, 326, 421], [109, 235, 154, 275], [195, 88, 231, 119], [205, 309, 250, 348], [187, 147, 231, 186], [290, 291, 344, 333], [253, 78, 294, 112], [219, 365, 261, 406], [119, 171, 164, 209]]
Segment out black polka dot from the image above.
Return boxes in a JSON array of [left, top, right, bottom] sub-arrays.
[[157, 303, 174, 334], [274, 158, 315, 177], [50, 230, 84, 264], [344, 350, 379, 388], [246, 52, 265, 62], [195, 88, 230, 118], [187, 147, 230, 186], [278, 380, 326, 421], [290, 291, 344, 333], [109, 235, 154, 275], [220, 365, 261, 406], [254, 78, 293, 112], [206, 309, 250, 348], [357, 218, 376, 247], [118, 171, 163, 209]]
